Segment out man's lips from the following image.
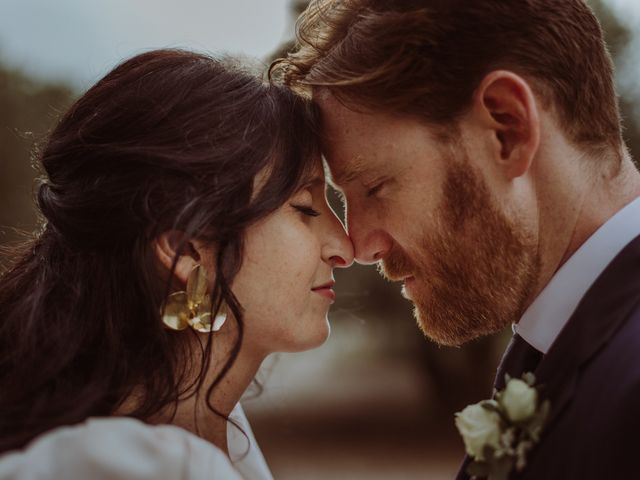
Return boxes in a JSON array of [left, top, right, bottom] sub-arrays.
[[383, 271, 415, 283], [311, 281, 336, 303], [401, 276, 416, 300], [404, 276, 416, 286]]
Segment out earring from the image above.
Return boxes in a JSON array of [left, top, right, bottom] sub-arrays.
[[161, 264, 228, 333]]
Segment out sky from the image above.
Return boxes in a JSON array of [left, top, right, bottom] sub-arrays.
[[0, 0, 293, 89], [0, 0, 638, 91], [608, 0, 640, 20]]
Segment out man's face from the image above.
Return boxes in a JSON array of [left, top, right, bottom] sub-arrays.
[[319, 95, 540, 346]]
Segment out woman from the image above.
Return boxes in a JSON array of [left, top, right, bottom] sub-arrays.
[[0, 49, 353, 479]]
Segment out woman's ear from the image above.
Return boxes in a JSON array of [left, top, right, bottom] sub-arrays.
[[472, 70, 541, 179], [153, 231, 202, 286]]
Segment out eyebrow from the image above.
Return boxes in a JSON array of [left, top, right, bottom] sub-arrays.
[[298, 175, 325, 192], [328, 156, 370, 187]]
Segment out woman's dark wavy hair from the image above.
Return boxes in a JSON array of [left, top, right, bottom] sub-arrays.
[[0, 49, 320, 453]]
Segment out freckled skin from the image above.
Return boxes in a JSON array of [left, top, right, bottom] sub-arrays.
[[320, 96, 539, 346], [230, 166, 354, 356], [320, 98, 447, 265]]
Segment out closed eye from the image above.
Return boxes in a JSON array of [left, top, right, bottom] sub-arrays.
[[292, 205, 321, 217], [366, 181, 385, 197]]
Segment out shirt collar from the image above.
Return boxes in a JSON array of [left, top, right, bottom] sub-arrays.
[[515, 196, 640, 354]]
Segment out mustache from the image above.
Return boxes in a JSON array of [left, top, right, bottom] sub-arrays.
[[378, 247, 415, 281]]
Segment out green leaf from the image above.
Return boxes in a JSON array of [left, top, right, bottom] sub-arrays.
[[539, 399, 551, 422], [467, 461, 491, 477], [499, 428, 516, 453], [488, 456, 515, 480], [515, 440, 533, 471], [483, 445, 497, 463]]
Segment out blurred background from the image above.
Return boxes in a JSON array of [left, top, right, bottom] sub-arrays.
[[1, 1, 638, 478]]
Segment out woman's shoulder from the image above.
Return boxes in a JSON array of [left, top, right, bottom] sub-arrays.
[[0, 417, 243, 480]]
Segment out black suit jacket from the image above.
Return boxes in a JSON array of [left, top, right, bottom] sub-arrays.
[[457, 234, 640, 480]]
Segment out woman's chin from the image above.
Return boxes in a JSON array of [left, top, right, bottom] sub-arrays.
[[279, 320, 331, 353]]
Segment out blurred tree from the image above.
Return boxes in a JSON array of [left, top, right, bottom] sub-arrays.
[[588, 0, 640, 163], [0, 63, 74, 264]]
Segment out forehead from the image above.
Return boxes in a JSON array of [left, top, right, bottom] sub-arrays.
[[300, 163, 326, 190], [316, 93, 442, 187]]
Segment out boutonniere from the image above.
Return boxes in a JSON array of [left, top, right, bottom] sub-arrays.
[[455, 373, 550, 480]]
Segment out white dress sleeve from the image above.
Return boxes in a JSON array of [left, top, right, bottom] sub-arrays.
[[228, 403, 273, 480], [0, 417, 244, 480]]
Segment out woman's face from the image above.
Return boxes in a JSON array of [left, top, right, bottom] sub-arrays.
[[230, 167, 354, 355]]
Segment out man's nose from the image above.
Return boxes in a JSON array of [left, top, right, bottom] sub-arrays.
[[348, 216, 392, 265]]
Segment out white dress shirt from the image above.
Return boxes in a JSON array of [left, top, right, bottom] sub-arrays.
[[515, 196, 640, 354]]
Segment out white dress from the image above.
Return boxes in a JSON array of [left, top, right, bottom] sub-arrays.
[[0, 404, 273, 480]]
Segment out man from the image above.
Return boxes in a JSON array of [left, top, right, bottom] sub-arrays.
[[273, 0, 640, 478]]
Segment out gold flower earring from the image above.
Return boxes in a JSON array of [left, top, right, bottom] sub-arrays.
[[161, 264, 228, 333]]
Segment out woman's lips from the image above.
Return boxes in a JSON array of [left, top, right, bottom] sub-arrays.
[[312, 287, 336, 302], [312, 281, 336, 303]]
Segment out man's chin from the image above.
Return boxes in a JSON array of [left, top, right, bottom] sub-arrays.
[[412, 303, 509, 347]]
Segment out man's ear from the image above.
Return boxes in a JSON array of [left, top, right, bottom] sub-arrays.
[[153, 231, 202, 286], [472, 70, 541, 179]]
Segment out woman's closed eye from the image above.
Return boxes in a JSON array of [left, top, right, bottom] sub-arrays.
[[291, 204, 321, 217]]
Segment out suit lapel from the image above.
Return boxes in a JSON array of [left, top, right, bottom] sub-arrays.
[[457, 234, 640, 479], [532, 233, 640, 432]]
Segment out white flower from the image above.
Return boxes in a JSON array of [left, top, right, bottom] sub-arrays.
[[500, 378, 538, 423], [455, 403, 502, 460], [455, 374, 548, 477]]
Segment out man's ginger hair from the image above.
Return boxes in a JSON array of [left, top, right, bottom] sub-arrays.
[[272, 0, 624, 157]]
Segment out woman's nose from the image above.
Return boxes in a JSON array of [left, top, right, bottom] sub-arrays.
[[323, 216, 355, 268]]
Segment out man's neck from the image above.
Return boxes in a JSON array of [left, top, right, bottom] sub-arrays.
[[534, 154, 640, 303], [559, 156, 640, 267]]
